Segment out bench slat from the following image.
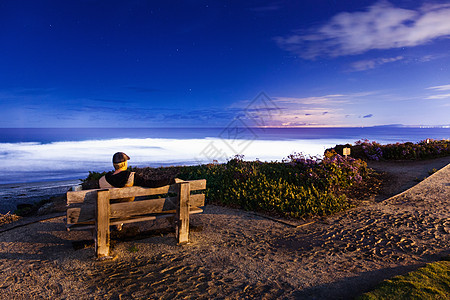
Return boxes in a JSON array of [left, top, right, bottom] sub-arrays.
[[67, 194, 205, 224], [67, 179, 206, 205], [67, 204, 95, 224], [111, 194, 204, 219], [112, 207, 203, 225], [67, 207, 203, 230]]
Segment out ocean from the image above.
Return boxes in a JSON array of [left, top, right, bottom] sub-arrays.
[[1, 127, 449, 213]]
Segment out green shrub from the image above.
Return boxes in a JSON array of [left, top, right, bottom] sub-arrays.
[[82, 170, 107, 182], [177, 152, 370, 218], [328, 139, 450, 161]]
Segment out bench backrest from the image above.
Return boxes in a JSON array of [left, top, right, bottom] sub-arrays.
[[66, 179, 206, 225]]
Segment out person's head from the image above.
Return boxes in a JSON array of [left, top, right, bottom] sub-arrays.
[[112, 152, 130, 171]]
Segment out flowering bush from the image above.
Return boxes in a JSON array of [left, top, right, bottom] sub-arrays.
[[341, 139, 450, 161], [178, 152, 370, 218]]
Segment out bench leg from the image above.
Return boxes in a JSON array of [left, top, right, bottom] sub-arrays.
[[176, 182, 190, 244], [95, 190, 111, 257]]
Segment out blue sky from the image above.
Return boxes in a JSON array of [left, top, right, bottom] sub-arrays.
[[1, 0, 449, 128]]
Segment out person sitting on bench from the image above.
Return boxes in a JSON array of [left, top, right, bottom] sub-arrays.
[[99, 152, 179, 202], [98, 152, 180, 231]]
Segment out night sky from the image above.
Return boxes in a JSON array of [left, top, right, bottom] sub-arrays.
[[1, 0, 449, 128]]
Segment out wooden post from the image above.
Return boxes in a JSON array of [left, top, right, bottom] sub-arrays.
[[176, 182, 190, 244], [95, 190, 110, 257]]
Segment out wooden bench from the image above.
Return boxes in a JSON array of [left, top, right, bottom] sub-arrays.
[[66, 179, 206, 258]]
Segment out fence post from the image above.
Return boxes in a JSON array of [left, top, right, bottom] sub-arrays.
[[95, 190, 110, 257], [176, 182, 190, 244]]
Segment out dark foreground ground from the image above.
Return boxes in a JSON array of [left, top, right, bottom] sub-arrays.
[[0, 157, 449, 299]]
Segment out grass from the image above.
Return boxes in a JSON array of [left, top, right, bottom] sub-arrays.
[[14, 197, 52, 217], [428, 168, 439, 176], [128, 245, 139, 253], [0, 212, 21, 226], [358, 257, 450, 299], [413, 168, 440, 183]]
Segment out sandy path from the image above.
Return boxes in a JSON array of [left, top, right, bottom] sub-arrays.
[[0, 162, 449, 299], [367, 156, 450, 200]]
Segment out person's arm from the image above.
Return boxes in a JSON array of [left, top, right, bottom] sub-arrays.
[[133, 173, 177, 188]]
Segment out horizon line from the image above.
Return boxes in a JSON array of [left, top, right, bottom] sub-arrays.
[[0, 125, 449, 129]]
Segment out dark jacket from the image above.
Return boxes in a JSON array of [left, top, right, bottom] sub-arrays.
[[103, 170, 176, 188]]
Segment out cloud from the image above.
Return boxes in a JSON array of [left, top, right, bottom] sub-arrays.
[[229, 93, 351, 127], [426, 93, 450, 100], [161, 108, 245, 123], [271, 108, 348, 127], [417, 54, 441, 63], [274, 1, 450, 59], [350, 56, 404, 71], [425, 84, 450, 100], [427, 84, 450, 91], [12, 88, 56, 96], [273, 94, 349, 105], [363, 114, 374, 118], [0, 88, 55, 102], [250, 2, 282, 12], [91, 98, 125, 104], [245, 107, 283, 113]]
